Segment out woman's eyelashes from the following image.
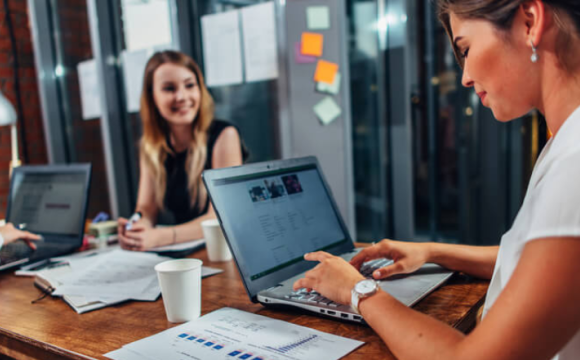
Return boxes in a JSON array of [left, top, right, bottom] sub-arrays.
[[460, 47, 469, 59], [162, 83, 197, 92]]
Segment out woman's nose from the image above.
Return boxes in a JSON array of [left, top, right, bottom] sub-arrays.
[[175, 87, 185, 101], [461, 66, 474, 88]]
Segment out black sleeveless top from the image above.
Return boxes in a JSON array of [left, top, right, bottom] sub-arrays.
[[160, 120, 243, 225]]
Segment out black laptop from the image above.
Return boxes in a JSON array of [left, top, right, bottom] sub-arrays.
[[0, 164, 92, 270], [203, 156, 453, 323]]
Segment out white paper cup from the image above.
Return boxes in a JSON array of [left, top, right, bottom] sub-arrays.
[[201, 219, 232, 262], [155, 259, 203, 323]]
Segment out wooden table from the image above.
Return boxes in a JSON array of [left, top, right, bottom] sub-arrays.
[[0, 246, 488, 360]]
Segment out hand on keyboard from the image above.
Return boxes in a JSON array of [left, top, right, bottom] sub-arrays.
[[350, 240, 430, 279]]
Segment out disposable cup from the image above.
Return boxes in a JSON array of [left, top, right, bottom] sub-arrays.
[[155, 259, 202, 323], [201, 219, 232, 262]]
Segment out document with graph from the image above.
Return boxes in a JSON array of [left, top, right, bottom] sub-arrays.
[[105, 307, 364, 360]]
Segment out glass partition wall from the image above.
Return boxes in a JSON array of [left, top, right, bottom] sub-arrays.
[[348, 0, 546, 244]]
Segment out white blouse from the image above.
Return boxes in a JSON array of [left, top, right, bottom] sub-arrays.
[[483, 106, 580, 360]]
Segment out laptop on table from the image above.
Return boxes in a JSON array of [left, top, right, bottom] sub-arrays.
[[203, 157, 452, 323], [0, 164, 92, 271]]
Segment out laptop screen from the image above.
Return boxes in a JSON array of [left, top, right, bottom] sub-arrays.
[[7, 171, 87, 236], [205, 159, 354, 300]]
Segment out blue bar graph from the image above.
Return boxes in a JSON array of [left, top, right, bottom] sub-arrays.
[[266, 334, 319, 354]]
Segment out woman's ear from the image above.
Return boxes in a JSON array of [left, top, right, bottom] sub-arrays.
[[520, 0, 546, 48]]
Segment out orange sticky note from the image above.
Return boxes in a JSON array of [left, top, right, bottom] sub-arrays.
[[314, 60, 338, 84], [301, 32, 323, 57]]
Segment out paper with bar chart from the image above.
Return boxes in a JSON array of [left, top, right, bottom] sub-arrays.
[[106, 307, 363, 360]]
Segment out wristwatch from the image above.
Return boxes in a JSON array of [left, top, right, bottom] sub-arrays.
[[351, 279, 379, 315]]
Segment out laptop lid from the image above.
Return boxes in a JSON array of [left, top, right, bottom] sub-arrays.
[[1, 164, 91, 268], [203, 157, 355, 302]]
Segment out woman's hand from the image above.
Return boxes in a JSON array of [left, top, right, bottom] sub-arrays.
[[0, 223, 42, 250], [118, 221, 167, 251], [350, 239, 431, 279], [292, 252, 365, 305]]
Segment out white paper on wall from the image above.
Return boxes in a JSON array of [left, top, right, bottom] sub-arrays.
[[77, 59, 101, 120], [241, 2, 279, 82], [201, 11, 244, 87], [121, 49, 149, 113]]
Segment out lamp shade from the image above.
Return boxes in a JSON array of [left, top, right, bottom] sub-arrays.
[[0, 91, 17, 126]]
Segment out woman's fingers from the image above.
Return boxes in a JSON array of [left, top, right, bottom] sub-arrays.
[[19, 231, 41, 241], [372, 261, 408, 279], [350, 243, 387, 269], [304, 251, 333, 262], [293, 277, 316, 291], [23, 239, 37, 250]]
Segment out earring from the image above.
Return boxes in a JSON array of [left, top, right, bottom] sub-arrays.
[[530, 40, 539, 63]]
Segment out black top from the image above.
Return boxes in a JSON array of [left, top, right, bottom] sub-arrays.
[[161, 120, 243, 225]]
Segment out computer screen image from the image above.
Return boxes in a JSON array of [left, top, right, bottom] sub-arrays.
[[211, 165, 347, 282], [8, 172, 87, 236]]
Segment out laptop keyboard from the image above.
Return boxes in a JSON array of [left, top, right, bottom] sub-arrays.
[[284, 257, 394, 306]]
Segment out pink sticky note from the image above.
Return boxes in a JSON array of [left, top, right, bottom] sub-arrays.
[[295, 42, 316, 64]]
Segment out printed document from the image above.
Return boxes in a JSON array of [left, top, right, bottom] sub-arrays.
[[201, 11, 243, 87], [106, 307, 363, 360]]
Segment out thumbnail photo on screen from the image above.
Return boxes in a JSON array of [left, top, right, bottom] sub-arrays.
[[281, 174, 303, 195], [248, 182, 270, 203]]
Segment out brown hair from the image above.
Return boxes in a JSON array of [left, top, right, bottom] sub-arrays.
[[437, 0, 580, 71], [140, 50, 214, 210]]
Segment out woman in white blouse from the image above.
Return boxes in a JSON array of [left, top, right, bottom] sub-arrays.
[[293, 1, 580, 359]]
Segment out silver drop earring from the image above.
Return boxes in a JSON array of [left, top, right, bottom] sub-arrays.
[[530, 40, 539, 63]]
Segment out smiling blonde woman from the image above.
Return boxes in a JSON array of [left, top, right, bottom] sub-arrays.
[[117, 51, 245, 251]]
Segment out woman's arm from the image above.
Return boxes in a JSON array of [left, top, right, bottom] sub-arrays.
[[427, 243, 498, 279], [351, 240, 498, 280], [118, 156, 160, 250], [295, 237, 580, 360]]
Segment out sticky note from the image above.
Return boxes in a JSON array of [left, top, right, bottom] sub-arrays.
[[314, 60, 338, 84], [307, 6, 330, 30], [317, 72, 341, 94], [314, 97, 341, 125], [301, 32, 323, 57], [295, 42, 316, 64]]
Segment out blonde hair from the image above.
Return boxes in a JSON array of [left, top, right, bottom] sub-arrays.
[[139, 51, 215, 210]]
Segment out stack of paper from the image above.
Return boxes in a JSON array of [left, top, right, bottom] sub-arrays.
[[35, 249, 222, 314], [106, 307, 364, 360]]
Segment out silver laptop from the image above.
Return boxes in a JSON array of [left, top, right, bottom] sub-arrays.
[[203, 157, 452, 323], [0, 164, 91, 271]]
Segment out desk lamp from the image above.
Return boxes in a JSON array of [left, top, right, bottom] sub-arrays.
[[0, 91, 21, 175]]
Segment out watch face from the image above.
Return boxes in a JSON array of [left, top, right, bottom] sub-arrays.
[[355, 280, 376, 295]]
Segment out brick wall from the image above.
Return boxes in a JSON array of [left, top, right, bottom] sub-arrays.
[[0, 0, 47, 217], [57, 0, 111, 218], [0, 0, 111, 219]]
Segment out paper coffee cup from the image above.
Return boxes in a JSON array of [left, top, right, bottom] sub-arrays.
[[201, 219, 232, 262], [155, 259, 202, 323]]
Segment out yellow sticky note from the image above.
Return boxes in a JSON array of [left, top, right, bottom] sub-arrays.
[[314, 60, 338, 84], [301, 32, 324, 57]]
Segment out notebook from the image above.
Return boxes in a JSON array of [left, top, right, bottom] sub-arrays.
[[203, 156, 453, 323], [0, 164, 91, 271]]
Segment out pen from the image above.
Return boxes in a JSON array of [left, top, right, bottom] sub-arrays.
[[125, 211, 142, 231]]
